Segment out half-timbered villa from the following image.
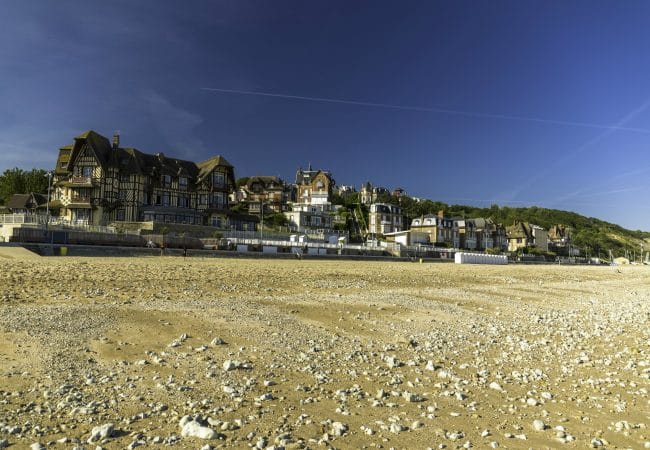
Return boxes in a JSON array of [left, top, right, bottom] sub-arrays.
[[53, 130, 252, 228], [237, 176, 290, 215]]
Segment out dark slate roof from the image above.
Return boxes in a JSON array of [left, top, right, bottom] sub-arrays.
[[246, 176, 284, 191], [63, 131, 231, 184], [295, 168, 333, 185], [75, 130, 112, 169], [7, 193, 48, 210]]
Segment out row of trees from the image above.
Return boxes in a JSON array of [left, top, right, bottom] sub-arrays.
[[0, 168, 50, 206]]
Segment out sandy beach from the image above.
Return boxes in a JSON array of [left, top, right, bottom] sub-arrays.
[[0, 254, 649, 449]]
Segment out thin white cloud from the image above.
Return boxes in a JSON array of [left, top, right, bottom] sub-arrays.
[[502, 97, 650, 204]]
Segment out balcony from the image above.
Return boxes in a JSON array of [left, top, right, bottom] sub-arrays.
[[68, 196, 92, 208], [60, 176, 96, 187]]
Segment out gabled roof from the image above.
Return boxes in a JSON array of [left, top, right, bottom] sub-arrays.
[[197, 155, 234, 183], [7, 193, 48, 210], [548, 224, 570, 240], [295, 167, 333, 186], [507, 221, 533, 239], [74, 130, 112, 169], [245, 176, 284, 191]]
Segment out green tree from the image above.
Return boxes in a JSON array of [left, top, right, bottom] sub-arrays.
[[230, 202, 249, 214], [263, 212, 288, 229], [0, 168, 50, 205], [25, 169, 49, 195], [0, 168, 26, 204]]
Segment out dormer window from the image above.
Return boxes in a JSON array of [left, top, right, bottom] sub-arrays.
[[161, 174, 172, 188], [316, 181, 324, 189], [82, 166, 93, 178], [179, 177, 188, 190], [212, 172, 225, 188]]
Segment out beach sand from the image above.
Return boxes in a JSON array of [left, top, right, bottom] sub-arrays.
[[0, 255, 648, 448]]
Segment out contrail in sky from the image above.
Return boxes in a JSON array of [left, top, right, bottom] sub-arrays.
[[504, 95, 650, 206], [201, 87, 650, 133]]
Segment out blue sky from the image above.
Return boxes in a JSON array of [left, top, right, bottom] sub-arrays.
[[1, 1, 650, 230]]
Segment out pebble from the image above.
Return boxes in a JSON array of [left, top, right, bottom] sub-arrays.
[[330, 422, 348, 437], [211, 337, 226, 345], [489, 382, 503, 392], [181, 420, 219, 440], [532, 420, 546, 431], [88, 423, 114, 442]]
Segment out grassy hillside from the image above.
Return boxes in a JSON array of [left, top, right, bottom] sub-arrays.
[[446, 204, 649, 258], [372, 194, 650, 258]]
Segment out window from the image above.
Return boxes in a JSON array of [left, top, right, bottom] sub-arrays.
[[73, 209, 90, 222], [155, 194, 161, 205], [178, 195, 188, 208], [179, 177, 188, 190], [82, 166, 93, 177], [199, 194, 207, 205], [211, 192, 225, 208], [162, 192, 170, 206], [161, 174, 172, 188], [117, 210, 126, 221], [120, 173, 130, 182], [212, 172, 225, 188], [118, 190, 127, 200]]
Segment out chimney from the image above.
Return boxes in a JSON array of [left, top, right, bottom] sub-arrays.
[[112, 131, 120, 149], [437, 209, 444, 218]]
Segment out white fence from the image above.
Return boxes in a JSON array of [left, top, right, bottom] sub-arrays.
[[0, 213, 140, 235], [455, 252, 508, 265], [0, 214, 46, 224]]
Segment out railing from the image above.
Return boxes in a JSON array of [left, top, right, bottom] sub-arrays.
[[70, 176, 94, 185], [220, 237, 388, 252], [0, 213, 47, 224], [401, 244, 458, 253]]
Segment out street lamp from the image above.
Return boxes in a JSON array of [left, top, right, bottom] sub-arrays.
[[45, 171, 53, 240], [259, 197, 265, 242]]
